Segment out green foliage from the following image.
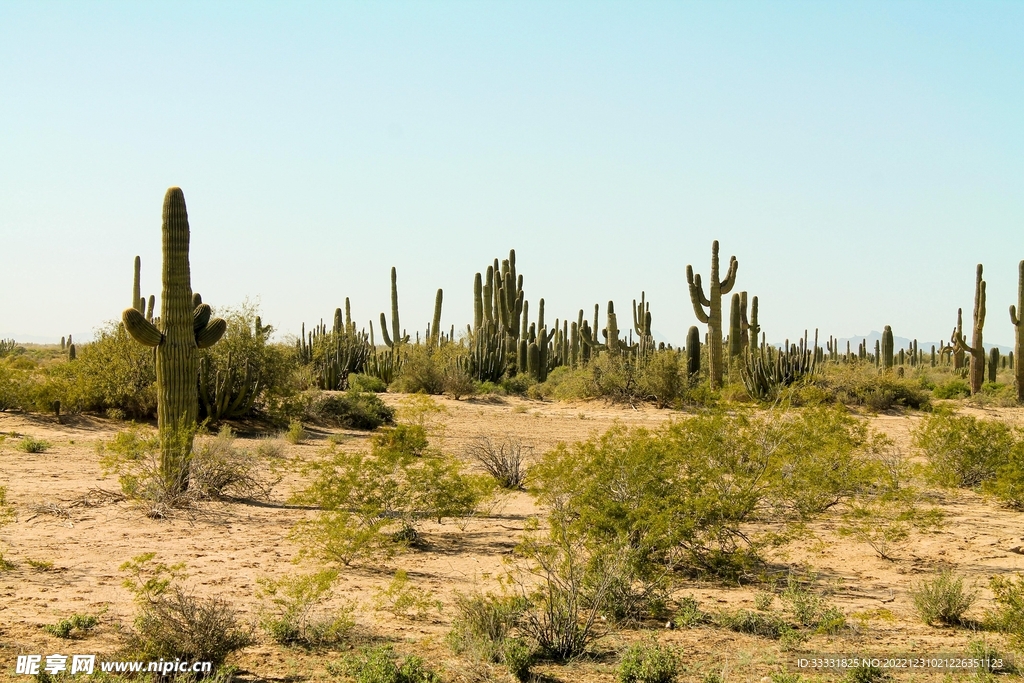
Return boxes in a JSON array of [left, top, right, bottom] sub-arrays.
[[618, 642, 680, 683], [983, 438, 1024, 509], [795, 364, 930, 411], [843, 663, 891, 683], [933, 378, 971, 399], [292, 425, 489, 566], [317, 390, 395, 430], [332, 645, 442, 683], [17, 435, 50, 453], [778, 575, 846, 634], [42, 613, 99, 639], [349, 373, 388, 393], [446, 592, 528, 663], [985, 573, 1024, 650], [913, 409, 1015, 487], [257, 569, 353, 648], [373, 570, 441, 620], [674, 595, 710, 628], [285, 419, 308, 444], [531, 406, 871, 577], [911, 569, 978, 626], [501, 637, 534, 681], [389, 344, 444, 394]]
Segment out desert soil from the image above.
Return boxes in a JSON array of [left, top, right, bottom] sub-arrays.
[[1, 396, 1023, 682]]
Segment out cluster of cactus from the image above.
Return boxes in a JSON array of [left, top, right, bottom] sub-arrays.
[[951, 264, 987, 394], [122, 187, 226, 494], [740, 329, 818, 400], [296, 298, 375, 390], [0, 338, 17, 357]]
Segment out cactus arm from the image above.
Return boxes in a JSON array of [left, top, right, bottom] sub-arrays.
[[952, 309, 974, 353], [193, 303, 212, 334], [687, 277, 710, 324], [123, 308, 163, 347], [133, 256, 143, 313], [720, 256, 738, 295], [379, 313, 394, 348], [1012, 305, 1019, 327], [196, 317, 227, 349]]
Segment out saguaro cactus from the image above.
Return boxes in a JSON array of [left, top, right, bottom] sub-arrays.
[[687, 240, 738, 389], [686, 326, 701, 378], [122, 187, 226, 494], [952, 264, 987, 394], [1011, 260, 1024, 402], [380, 267, 408, 348], [881, 326, 894, 371]]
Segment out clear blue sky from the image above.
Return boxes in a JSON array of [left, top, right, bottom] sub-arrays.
[[2, 2, 1021, 347]]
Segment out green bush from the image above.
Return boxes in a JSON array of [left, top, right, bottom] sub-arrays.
[[291, 425, 490, 566], [502, 637, 534, 681], [349, 373, 388, 393], [17, 436, 50, 453], [983, 439, 1024, 509], [618, 642, 679, 683], [913, 410, 1015, 487], [389, 345, 444, 394], [911, 569, 978, 626], [531, 406, 872, 577], [42, 613, 99, 639], [797, 365, 929, 411], [318, 391, 395, 430], [713, 608, 788, 639], [446, 592, 528, 662], [285, 419, 307, 444], [257, 569, 353, 648], [843, 663, 890, 683], [985, 573, 1024, 650], [933, 378, 971, 399], [332, 644, 441, 683]]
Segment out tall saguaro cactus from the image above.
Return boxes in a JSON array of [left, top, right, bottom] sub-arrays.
[[687, 240, 738, 389], [881, 326, 894, 371], [122, 187, 226, 494], [1010, 260, 1024, 402], [952, 264, 987, 395]]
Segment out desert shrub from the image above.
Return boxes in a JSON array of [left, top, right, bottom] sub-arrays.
[[933, 378, 971, 399], [446, 592, 528, 663], [464, 434, 529, 489], [189, 427, 278, 500], [512, 527, 621, 660], [501, 373, 536, 396], [843, 663, 890, 683], [913, 410, 1015, 487], [292, 427, 490, 565], [837, 489, 943, 560], [618, 642, 680, 683], [983, 439, 1024, 509], [713, 608, 788, 639], [37, 322, 158, 418], [257, 569, 353, 648], [390, 345, 444, 394], [100, 425, 275, 505], [985, 573, 1024, 650], [637, 350, 688, 408], [332, 644, 441, 683], [531, 406, 872, 578], [120, 553, 251, 666], [285, 419, 308, 444], [317, 390, 395, 430], [373, 570, 441, 620], [798, 365, 929, 411], [17, 435, 50, 453], [911, 569, 977, 626], [349, 373, 388, 393], [779, 575, 846, 634], [255, 437, 285, 459], [501, 638, 534, 681], [674, 595, 711, 627], [43, 613, 99, 639]]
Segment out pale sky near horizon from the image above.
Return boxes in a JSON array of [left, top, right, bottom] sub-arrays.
[[1, 2, 1021, 347]]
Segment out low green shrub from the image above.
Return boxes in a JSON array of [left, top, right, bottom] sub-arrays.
[[257, 569, 353, 648], [984, 573, 1024, 650], [17, 436, 50, 453], [913, 409, 1015, 487], [446, 592, 527, 662], [349, 373, 388, 393], [911, 569, 977, 626], [843, 663, 891, 683], [43, 613, 99, 639], [713, 608, 788, 639], [317, 391, 395, 430], [983, 439, 1024, 509], [933, 378, 971, 399], [618, 642, 679, 683], [331, 644, 441, 683], [285, 420, 307, 444]]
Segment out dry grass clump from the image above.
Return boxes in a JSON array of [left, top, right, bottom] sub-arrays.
[[464, 434, 529, 489]]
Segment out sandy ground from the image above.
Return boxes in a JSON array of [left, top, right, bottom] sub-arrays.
[[1, 395, 1023, 682]]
